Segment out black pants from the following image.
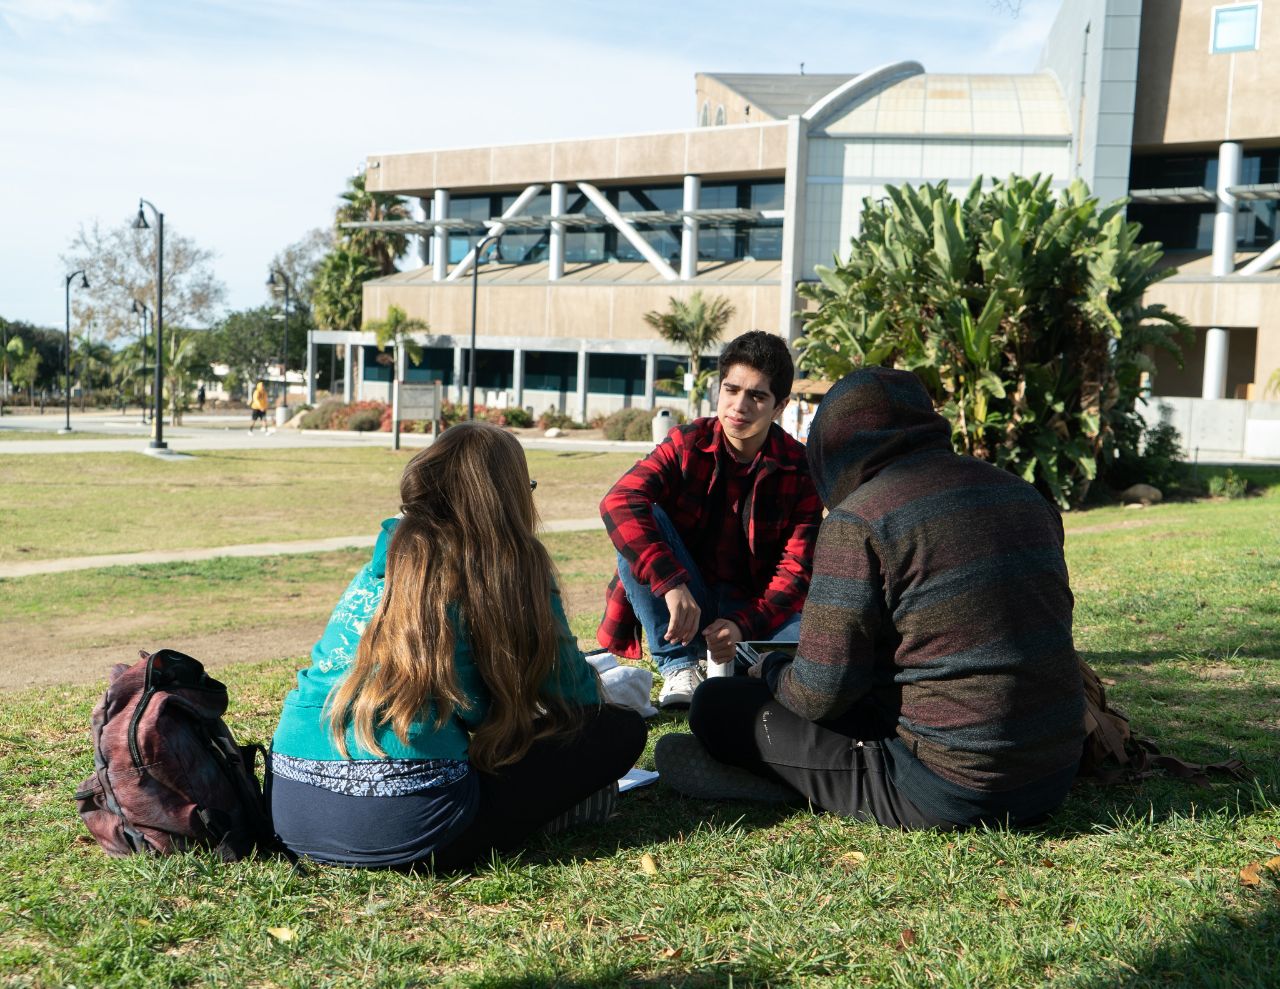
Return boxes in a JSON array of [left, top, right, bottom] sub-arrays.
[[689, 677, 951, 830], [429, 704, 648, 871]]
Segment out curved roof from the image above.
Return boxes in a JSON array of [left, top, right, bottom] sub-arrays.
[[817, 71, 1071, 138]]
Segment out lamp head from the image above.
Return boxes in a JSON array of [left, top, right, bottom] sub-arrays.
[[79, 274, 89, 290], [132, 202, 149, 230], [266, 271, 277, 287]]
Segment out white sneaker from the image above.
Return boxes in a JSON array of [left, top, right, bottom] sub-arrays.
[[658, 666, 705, 709]]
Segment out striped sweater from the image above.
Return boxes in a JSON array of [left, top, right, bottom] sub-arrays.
[[763, 367, 1084, 824]]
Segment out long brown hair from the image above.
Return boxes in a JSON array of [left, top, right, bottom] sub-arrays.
[[326, 420, 584, 771]]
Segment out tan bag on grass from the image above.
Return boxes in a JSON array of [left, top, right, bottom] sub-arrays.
[[1077, 657, 1247, 788]]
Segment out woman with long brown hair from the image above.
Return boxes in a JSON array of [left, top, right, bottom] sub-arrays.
[[270, 421, 647, 868]]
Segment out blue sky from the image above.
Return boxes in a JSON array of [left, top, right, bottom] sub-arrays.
[[1, 0, 1061, 329]]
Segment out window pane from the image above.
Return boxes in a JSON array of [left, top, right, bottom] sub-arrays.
[[1212, 5, 1259, 53]]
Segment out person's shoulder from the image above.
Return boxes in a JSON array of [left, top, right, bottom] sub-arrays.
[[763, 423, 810, 468]]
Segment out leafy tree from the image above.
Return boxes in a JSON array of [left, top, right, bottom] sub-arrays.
[[2, 330, 24, 414], [643, 291, 736, 415], [61, 219, 227, 344], [204, 306, 307, 399], [795, 175, 1190, 508], [365, 304, 427, 403], [267, 227, 333, 316], [336, 172, 410, 276], [312, 248, 380, 332]]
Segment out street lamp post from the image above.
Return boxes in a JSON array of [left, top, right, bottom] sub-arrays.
[[132, 199, 166, 450], [131, 299, 152, 424], [267, 269, 292, 408], [62, 269, 89, 433], [468, 232, 502, 420]]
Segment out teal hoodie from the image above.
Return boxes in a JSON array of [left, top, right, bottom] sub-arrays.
[[272, 517, 601, 763]]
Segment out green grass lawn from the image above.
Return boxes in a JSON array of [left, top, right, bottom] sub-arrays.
[[0, 448, 635, 563], [1, 462, 1278, 986]]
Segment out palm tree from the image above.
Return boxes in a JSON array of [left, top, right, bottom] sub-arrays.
[[312, 248, 381, 332], [335, 172, 410, 276], [365, 304, 428, 404], [643, 291, 736, 415]]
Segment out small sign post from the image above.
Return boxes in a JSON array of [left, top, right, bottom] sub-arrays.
[[396, 380, 442, 450]]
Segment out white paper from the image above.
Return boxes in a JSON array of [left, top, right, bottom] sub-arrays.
[[618, 767, 659, 793]]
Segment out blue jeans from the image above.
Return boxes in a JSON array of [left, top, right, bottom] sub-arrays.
[[615, 505, 803, 676]]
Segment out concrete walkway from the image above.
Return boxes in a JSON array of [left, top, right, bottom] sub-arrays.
[[0, 517, 605, 579], [0, 412, 654, 456]]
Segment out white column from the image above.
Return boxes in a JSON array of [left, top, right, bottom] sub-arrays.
[[305, 331, 317, 405], [549, 182, 567, 281], [342, 343, 354, 403], [1204, 141, 1242, 400], [513, 347, 525, 408], [576, 346, 588, 425], [644, 352, 656, 409], [410, 198, 428, 270], [779, 115, 811, 342], [453, 345, 464, 404], [432, 189, 450, 282], [680, 174, 701, 281], [354, 344, 366, 402]]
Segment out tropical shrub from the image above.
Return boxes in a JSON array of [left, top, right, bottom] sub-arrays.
[[602, 408, 650, 441], [537, 408, 583, 430], [1207, 469, 1248, 499], [795, 176, 1190, 508], [348, 407, 383, 432]]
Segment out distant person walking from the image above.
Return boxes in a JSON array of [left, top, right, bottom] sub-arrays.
[[249, 380, 269, 434], [197, 384, 205, 412]]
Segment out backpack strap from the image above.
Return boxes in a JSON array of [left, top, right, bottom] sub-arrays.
[[90, 690, 154, 855]]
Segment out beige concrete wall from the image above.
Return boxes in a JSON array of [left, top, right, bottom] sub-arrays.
[[1134, 0, 1280, 148], [694, 75, 768, 125], [1143, 278, 1280, 391], [363, 281, 782, 343], [367, 123, 789, 196]]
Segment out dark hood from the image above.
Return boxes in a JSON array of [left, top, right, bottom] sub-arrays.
[[807, 367, 952, 507]]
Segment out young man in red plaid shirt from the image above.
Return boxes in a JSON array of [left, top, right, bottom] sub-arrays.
[[597, 331, 824, 708]]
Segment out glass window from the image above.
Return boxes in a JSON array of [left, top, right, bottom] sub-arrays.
[[699, 101, 710, 127], [1211, 3, 1260, 53], [403, 347, 452, 385], [654, 356, 690, 398], [361, 346, 392, 382], [524, 351, 577, 391], [587, 354, 646, 396], [459, 349, 513, 390], [714, 105, 726, 126]]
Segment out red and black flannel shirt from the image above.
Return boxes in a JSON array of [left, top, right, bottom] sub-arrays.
[[596, 418, 823, 659]]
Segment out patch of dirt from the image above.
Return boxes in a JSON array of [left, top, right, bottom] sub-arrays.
[[4, 618, 321, 692], [1068, 518, 1157, 536]]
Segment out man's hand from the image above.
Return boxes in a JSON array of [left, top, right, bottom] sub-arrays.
[[702, 619, 743, 665], [663, 584, 701, 645]]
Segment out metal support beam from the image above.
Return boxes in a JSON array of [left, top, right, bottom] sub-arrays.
[[576, 181, 679, 281], [343, 343, 354, 403], [680, 175, 701, 281], [305, 331, 317, 405], [549, 182, 567, 281], [644, 352, 656, 409], [513, 347, 525, 408], [432, 189, 450, 282], [446, 184, 544, 282], [452, 345, 464, 404], [576, 346, 588, 425], [1204, 141, 1241, 400]]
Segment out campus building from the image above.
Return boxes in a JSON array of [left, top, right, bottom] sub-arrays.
[[311, 0, 1279, 455]]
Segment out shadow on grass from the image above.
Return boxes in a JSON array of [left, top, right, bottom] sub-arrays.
[[1073, 896, 1280, 988], [469, 966, 793, 989]]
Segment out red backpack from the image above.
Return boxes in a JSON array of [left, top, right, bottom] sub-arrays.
[[74, 649, 280, 860]]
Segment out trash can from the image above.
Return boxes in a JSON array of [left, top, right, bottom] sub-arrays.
[[275, 405, 289, 426], [651, 409, 676, 443]]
